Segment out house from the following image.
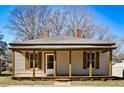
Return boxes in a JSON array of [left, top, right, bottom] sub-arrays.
[[9, 29, 116, 80], [113, 61, 124, 78]]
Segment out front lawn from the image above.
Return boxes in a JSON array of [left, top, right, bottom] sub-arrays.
[[0, 76, 124, 86], [71, 80, 124, 86], [0, 76, 54, 86]]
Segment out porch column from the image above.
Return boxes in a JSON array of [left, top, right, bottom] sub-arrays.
[[89, 51, 92, 78], [33, 51, 35, 79], [12, 50, 15, 78], [54, 51, 56, 78], [69, 50, 72, 77], [109, 50, 112, 77]]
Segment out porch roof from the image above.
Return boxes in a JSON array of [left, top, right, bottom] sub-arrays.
[[9, 45, 116, 50]]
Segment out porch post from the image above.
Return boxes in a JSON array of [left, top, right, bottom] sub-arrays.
[[54, 50, 56, 78], [89, 51, 92, 78], [69, 50, 72, 77], [33, 51, 35, 79], [109, 50, 112, 77], [12, 50, 15, 78]]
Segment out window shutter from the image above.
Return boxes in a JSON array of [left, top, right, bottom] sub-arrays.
[[83, 51, 87, 69], [38, 52, 42, 69], [25, 52, 29, 70], [96, 52, 100, 69]]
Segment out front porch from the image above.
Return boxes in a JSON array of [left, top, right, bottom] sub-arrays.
[[11, 48, 114, 80]]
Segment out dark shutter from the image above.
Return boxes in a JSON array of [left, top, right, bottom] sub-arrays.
[[96, 52, 100, 69], [38, 52, 42, 69], [25, 52, 29, 70], [83, 51, 87, 69]]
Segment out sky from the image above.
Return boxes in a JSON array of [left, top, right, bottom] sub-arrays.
[[0, 5, 124, 43]]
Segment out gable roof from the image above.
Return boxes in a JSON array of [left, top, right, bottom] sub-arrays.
[[10, 36, 115, 46]]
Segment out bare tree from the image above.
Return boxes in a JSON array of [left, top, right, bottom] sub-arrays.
[[7, 5, 51, 41], [7, 5, 116, 42], [65, 6, 116, 42], [48, 9, 67, 36], [65, 6, 96, 38], [93, 25, 116, 42]]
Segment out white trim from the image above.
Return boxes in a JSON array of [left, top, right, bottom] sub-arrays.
[[46, 53, 54, 75]]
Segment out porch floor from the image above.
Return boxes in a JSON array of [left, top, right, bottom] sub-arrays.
[[15, 70, 46, 77], [15, 70, 110, 78]]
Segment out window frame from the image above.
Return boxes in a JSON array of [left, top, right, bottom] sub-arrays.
[[86, 51, 96, 68], [46, 53, 54, 69], [29, 52, 38, 69]]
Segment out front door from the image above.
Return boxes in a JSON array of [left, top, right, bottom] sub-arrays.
[[46, 53, 54, 75]]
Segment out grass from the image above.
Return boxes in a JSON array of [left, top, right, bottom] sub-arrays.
[[71, 80, 124, 86], [0, 76, 124, 86], [0, 76, 55, 86]]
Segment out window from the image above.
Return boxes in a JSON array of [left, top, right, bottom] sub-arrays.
[[25, 51, 42, 70], [86, 52, 96, 68], [30, 53, 38, 68]]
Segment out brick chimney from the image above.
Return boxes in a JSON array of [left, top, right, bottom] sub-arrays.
[[42, 28, 49, 38], [75, 28, 81, 38]]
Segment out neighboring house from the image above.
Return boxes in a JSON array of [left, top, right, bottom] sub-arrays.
[[9, 29, 116, 80], [113, 60, 124, 78]]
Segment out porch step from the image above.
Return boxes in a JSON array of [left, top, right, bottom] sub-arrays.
[[55, 78, 71, 81], [54, 81, 71, 86]]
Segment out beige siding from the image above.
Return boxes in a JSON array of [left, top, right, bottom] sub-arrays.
[[56, 51, 69, 75], [71, 51, 88, 75], [71, 51, 83, 75], [15, 51, 25, 75]]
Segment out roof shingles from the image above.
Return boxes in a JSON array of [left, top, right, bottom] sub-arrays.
[[10, 36, 115, 45]]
